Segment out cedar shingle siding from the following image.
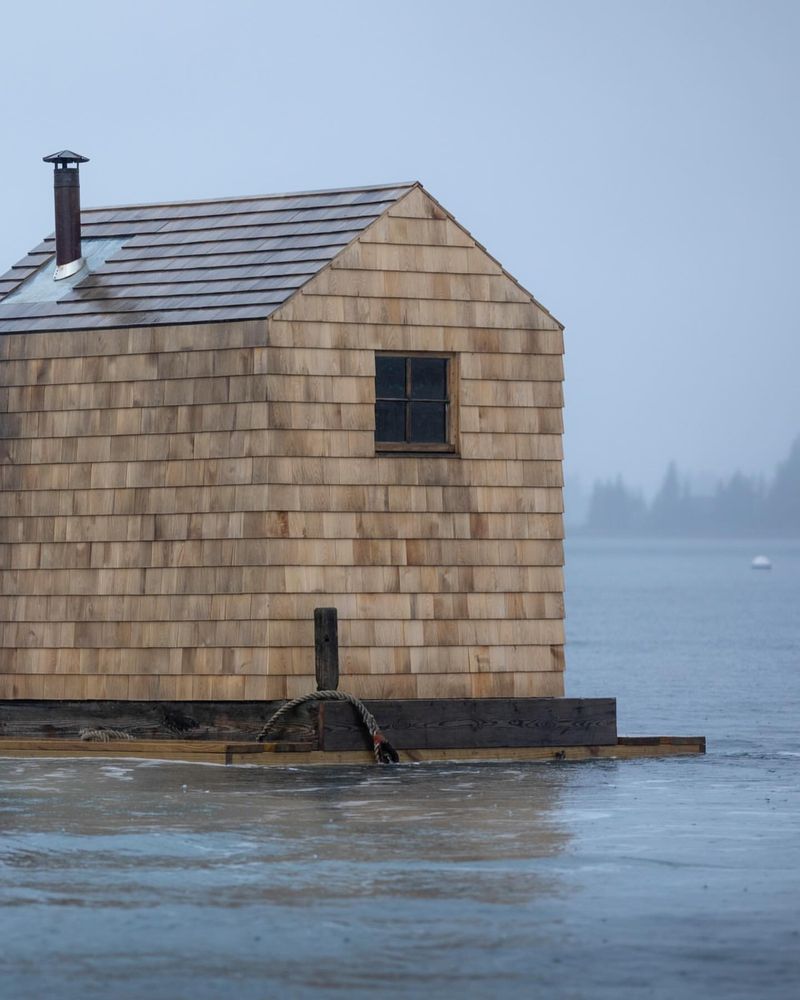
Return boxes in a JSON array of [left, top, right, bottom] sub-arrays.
[[0, 183, 565, 700]]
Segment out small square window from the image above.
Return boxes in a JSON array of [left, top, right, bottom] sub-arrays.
[[375, 354, 453, 451]]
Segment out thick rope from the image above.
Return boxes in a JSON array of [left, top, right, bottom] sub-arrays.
[[256, 690, 400, 764], [76, 706, 199, 743], [79, 727, 134, 742]]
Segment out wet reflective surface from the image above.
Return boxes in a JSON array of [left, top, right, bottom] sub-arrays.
[[1, 539, 799, 999]]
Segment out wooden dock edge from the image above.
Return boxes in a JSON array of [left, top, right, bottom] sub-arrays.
[[0, 735, 705, 766]]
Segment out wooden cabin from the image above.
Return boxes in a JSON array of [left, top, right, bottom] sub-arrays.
[[0, 160, 565, 705]]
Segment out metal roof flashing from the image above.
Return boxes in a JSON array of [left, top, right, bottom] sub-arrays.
[[2, 238, 128, 305]]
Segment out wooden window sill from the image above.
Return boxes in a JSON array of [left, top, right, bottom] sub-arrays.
[[376, 444, 458, 457]]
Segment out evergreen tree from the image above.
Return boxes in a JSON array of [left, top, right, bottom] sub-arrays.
[[585, 476, 646, 534], [713, 471, 763, 535], [649, 461, 684, 534], [582, 436, 800, 537]]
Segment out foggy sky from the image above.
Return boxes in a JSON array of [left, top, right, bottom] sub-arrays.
[[2, 0, 798, 495]]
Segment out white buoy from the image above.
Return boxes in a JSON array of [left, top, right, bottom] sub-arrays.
[[751, 555, 772, 570]]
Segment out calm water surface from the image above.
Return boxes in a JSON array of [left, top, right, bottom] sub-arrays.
[[1, 539, 798, 999]]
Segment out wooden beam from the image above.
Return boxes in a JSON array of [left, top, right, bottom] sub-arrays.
[[0, 699, 317, 743], [320, 697, 617, 751], [0, 697, 619, 751], [0, 734, 706, 766]]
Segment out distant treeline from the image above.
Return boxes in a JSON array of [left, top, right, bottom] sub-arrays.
[[581, 436, 800, 536]]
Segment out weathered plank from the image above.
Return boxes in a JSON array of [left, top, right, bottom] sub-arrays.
[[314, 607, 339, 691], [0, 698, 617, 749], [320, 697, 617, 751], [0, 699, 318, 743], [0, 735, 705, 766]]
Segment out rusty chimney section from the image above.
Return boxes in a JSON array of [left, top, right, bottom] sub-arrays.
[[43, 150, 89, 280]]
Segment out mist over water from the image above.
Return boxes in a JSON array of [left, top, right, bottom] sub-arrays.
[[1, 538, 799, 999], [569, 439, 800, 537]]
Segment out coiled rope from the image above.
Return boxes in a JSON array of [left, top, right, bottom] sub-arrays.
[[256, 690, 400, 764], [79, 728, 134, 742]]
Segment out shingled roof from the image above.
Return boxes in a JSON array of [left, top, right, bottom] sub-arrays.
[[0, 182, 415, 334]]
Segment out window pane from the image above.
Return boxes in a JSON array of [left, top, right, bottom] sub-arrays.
[[376, 356, 406, 398], [410, 357, 447, 399], [409, 401, 447, 443], [375, 400, 406, 441]]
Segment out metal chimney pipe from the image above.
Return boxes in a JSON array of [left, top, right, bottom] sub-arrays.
[[42, 150, 89, 280]]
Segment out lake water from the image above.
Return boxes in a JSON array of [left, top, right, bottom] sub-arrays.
[[1, 539, 798, 999]]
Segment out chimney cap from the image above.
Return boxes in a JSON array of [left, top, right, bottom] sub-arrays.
[[43, 150, 89, 166]]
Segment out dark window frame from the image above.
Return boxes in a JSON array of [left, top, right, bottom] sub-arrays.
[[374, 353, 457, 454]]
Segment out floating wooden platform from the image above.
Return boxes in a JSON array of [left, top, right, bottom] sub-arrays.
[[0, 697, 704, 765], [0, 735, 705, 766]]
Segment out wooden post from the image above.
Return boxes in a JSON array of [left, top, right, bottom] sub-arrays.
[[314, 608, 339, 691]]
